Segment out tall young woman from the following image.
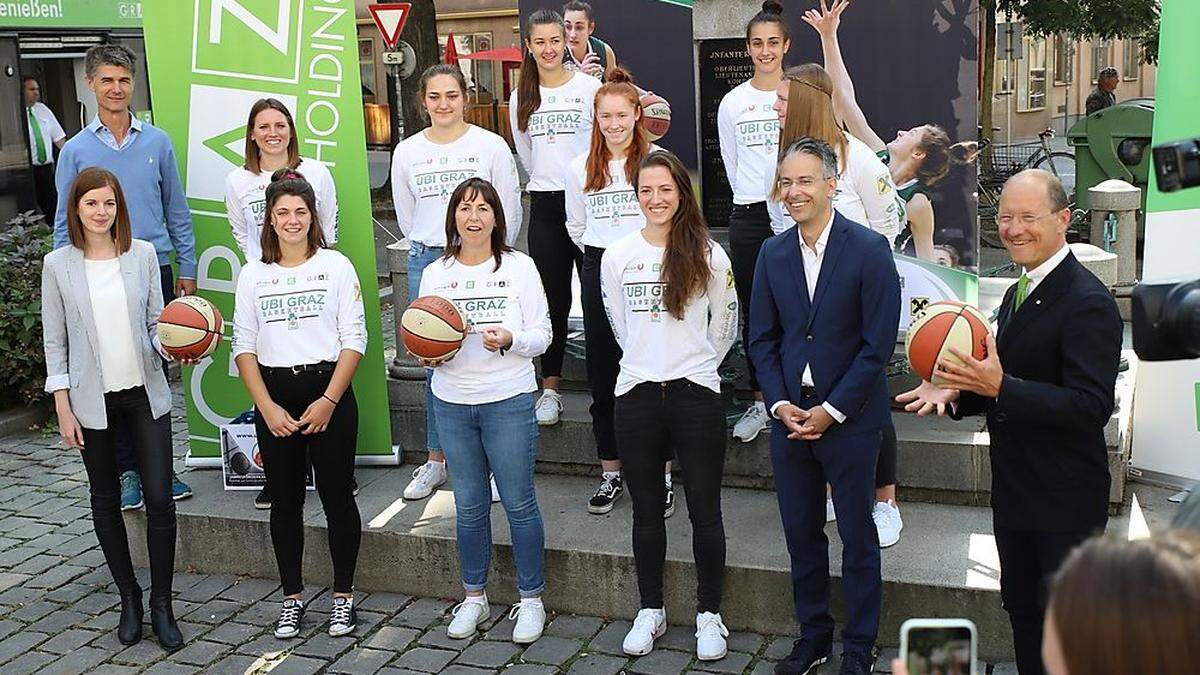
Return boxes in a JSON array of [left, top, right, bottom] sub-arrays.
[[802, 0, 974, 261], [225, 98, 340, 511], [564, 68, 673, 516], [562, 1, 618, 81], [764, 62, 906, 548], [509, 8, 602, 427], [393, 64, 522, 502], [41, 168, 183, 650], [718, 0, 790, 444], [602, 151, 739, 661], [232, 170, 366, 640], [418, 178, 552, 645]]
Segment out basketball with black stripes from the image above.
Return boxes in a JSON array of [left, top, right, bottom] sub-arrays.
[[401, 295, 466, 361], [905, 300, 991, 386], [158, 296, 223, 361]]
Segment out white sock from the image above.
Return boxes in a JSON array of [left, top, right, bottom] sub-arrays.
[[602, 471, 620, 482], [520, 596, 543, 607], [463, 593, 488, 606], [664, 474, 673, 488]]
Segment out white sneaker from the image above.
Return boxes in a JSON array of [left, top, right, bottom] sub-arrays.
[[695, 611, 729, 661], [732, 401, 769, 442], [509, 598, 546, 644], [490, 474, 500, 503], [535, 390, 563, 426], [403, 461, 447, 500], [623, 608, 667, 656], [826, 497, 837, 523], [447, 596, 490, 639], [873, 499, 904, 548]]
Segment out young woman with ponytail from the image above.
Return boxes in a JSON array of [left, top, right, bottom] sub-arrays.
[[509, 8, 602, 427], [601, 150, 738, 661], [564, 67, 672, 517]]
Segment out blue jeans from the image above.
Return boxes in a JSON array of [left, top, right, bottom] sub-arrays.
[[409, 242, 445, 453], [432, 392, 546, 598]]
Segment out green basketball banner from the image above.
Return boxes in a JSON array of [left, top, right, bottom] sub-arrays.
[[143, 0, 395, 462]]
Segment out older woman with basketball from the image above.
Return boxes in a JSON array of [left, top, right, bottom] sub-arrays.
[[232, 169, 366, 641], [41, 167, 183, 650], [416, 177, 552, 645]]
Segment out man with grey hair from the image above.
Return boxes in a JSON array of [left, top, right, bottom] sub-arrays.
[[1086, 66, 1119, 115], [52, 43, 195, 511], [749, 137, 900, 675], [898, 169, 1121, 675]]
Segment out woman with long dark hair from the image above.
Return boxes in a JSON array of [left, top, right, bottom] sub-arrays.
[[602, 151, 738, 661], [418, 178, 552, 645], [233, 170, 366, 640], [42, 168, 183, 649], [509, 8, 602, 427]]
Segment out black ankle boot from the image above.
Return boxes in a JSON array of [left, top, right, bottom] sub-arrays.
[[148, 595, 183, 650], [117, 587, 143, 645]]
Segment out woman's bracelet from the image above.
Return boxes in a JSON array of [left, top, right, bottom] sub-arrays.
[[322, 394, 339, 405]]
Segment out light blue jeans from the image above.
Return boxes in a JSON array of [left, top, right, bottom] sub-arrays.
[[409, 242, 445, 453], [431, 392, 546, 598]]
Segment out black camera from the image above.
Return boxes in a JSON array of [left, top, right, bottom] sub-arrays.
[[1153, 138, 1200, 192]]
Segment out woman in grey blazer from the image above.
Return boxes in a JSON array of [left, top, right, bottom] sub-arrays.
[[41, 168, 183, 650]]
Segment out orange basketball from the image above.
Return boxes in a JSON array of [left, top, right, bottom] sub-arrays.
[[401, 295, 466, 361], [639, 92, 672, 141], [158, 296, 223, 361], [905, 300, 991, 386]]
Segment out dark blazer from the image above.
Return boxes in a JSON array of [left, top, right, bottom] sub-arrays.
[[953, 251, 1122, 532], [748, 212, 901, 436]]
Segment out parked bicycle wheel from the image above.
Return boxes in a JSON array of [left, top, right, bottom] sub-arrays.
[[1032, 151, 1077, 201]]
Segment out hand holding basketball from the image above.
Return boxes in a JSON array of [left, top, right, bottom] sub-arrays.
[[938, 332, 1004, 397], [401, 295, 466, 364], [895, 380, 960, 416]]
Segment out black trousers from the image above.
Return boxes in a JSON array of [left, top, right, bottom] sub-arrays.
[[993, 526, 1095, 675], [528, 191, 582, 379], [256, 366, 361, 595], [581, 246, 620, 461], [727, 202, 772, 390], [615, 379, 726, 613], [875, 419, 897, 489], [32, 162, 57, 222], [115, 264, 176, 475], [79, 387, 176, 599]]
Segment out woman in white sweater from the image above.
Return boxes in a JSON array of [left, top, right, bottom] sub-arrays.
[[417, 178, 552, 645], [392, 63, 522, 502], [602, 151, 738, 662]]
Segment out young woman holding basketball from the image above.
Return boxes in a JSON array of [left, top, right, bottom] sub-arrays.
[[602, 151, 738, 661], [392, 64, 522, 502], [562, 1, 618, 81], [417, 178, 552, 645], [509, 8, 602, 427], [718, 0, 790, 444], [802, 0, 974, 261], [564, 67, 673, 516], [41, 168, 183, 650], [232, 170, 366, 640]]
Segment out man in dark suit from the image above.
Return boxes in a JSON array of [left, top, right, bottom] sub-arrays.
[[749, 138, 901, 675], [898, 169, 1122, 675]]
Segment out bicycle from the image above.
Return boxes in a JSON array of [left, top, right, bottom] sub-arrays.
[[978, 128, 1078, 248]]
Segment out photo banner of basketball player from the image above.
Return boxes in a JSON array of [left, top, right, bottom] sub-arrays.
[[142, 0, 395, 463]]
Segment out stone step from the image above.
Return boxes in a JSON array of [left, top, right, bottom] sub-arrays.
[[128, 468, 1180, 664]]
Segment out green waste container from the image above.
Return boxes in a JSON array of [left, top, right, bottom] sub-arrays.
[[1067, 98, 1154, 211]]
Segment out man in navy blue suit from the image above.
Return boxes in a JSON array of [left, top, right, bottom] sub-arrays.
[[749, 138, 901, 675]]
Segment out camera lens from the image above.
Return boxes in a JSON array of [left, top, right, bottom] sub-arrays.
[[1164, 280, 1200, 358]]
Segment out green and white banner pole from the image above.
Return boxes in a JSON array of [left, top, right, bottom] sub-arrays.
[[143, 0, 396, 464]]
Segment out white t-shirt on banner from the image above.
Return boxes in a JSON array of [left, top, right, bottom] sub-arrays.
[[600, 231, 739, 396], [564, 144, 662, 250], [419, 251, 552, 405], [232, 248, 367, 368], [509, 72, 603, 192], [390, 125, 523, 247], [717, 80, 779, 205], [224, 158, 339, 263]]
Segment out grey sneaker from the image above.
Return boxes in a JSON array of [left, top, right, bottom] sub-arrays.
[[732, 401, 769, 442]]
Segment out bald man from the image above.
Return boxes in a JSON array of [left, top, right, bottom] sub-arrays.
[[898, 170, 1122, 675]]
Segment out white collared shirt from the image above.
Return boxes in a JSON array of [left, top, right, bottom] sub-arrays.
[[1021, 243, 1070, 298], [26, 102, 65, 166]]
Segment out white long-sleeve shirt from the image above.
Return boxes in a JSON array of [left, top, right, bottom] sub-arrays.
[[509, 72, 602, 192], [419, 251, 552, 404], [601, 231, 739, 395], [717, 80, 779, 205], [564, 144, 661, 250], [390, 125, 523, 247], [766, 132, 902, 241], [225, 158, 339, 263], [232, 248, 367, 367]]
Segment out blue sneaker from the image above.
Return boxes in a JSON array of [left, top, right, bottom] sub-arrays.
[[120, 471, 143, 511], [171, 472, 193, 501]]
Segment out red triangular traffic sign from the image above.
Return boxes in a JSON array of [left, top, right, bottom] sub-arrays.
[[368, 3, 411, 51]]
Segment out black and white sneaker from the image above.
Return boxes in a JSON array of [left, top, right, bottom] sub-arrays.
[[255, 485, 272, 510], [274, 598, 305, 639], [664, 484, 676, 518], [328, 596, 357, 637], [588, 474, 624, 514]]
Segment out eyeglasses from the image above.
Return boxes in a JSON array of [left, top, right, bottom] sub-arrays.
[[996, 211, 1059, 226]]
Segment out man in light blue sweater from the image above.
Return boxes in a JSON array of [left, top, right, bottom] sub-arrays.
[[53, 43, 194, 506]]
